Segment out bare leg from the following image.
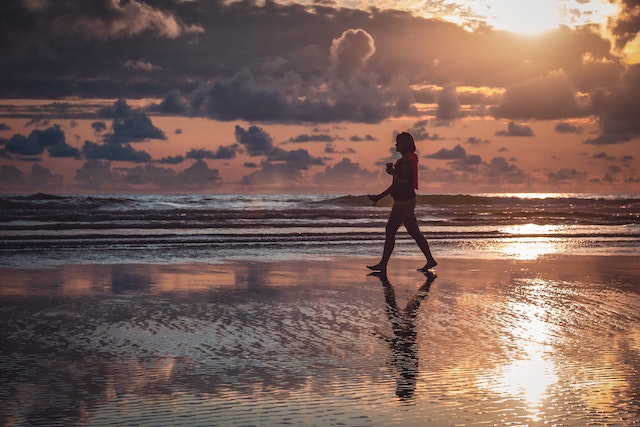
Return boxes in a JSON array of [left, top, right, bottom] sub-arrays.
[[368, 213, 403, 271], [404, 215, 437, 270]]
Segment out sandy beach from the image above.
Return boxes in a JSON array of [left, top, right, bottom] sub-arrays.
[[1, 254, 639, 426]]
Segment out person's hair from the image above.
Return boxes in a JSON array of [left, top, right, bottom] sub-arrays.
[[396, 132, 416, 153]]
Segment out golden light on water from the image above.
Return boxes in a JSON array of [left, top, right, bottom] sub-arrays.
[[499, 224, 562, 260], [479, 283, 559, 422]]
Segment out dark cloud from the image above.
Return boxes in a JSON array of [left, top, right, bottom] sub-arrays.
[[2, 0, 202, 47], [2, 1, 627, 126], [186, 145, 239, 160], [288, 134, 335, 143], [267, 148, 325, 169], [465, 136, 490, 145], [492, 71, 585, 120], [82, 140, 152, 163], [234, 125, 275, 156], [587, 64, 640, 145], [593, 152, 614, 161], [426, 144, 467, 160], [0, 123, 11, 131], [107, 111, 166, 143], [407, 121, 441, 141], [157, 155, 184, 165], [2, 125, 79, 158], [555, 122, 583, 134], [495, 122, 534, 137], [349, 134, 376, 142], [91, 121, 108, 133], [547, 168, 588, 184], [608, 0, 640, 51]]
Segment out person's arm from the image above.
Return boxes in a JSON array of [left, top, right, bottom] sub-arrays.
[[369, 185, 392, 205]]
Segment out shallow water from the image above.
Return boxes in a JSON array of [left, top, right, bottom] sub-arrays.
[[1, 256, 639, 426]]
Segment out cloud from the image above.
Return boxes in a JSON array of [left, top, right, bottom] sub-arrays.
[[177, 160, 221, 187], [123, 164, 176, 188], [0, 165, 25, 188], [157, 155, 184, 165], [91, 121, 108, 133], [186, 145, 239, 160], [495, 121, 534, 137], [407, 121, 440, 141], [123, 60, 161, 72], [436, 84, 461, 121], [547, 168, 588, 184], [0, 123, 10, 131], [148, 89, 189, 115], [2, 125, 79, 158], [329, 29, 376, 81], [555, 122, 583, 134], [96, 99, 166, 143], [109, 111, 165, 143], [349, 134, 376, 142], [82, 140, 152, 163], [587, 64, 640, 145], [13, 0, 202, 43], [240, 161, 303, 187], [426, 144, 467, 160], [492, 71, 585, 120], [288, 134, 335, 143], [234, 125, 275, 156], [313, 157, 377, 188], [267, 148, 325, 169], [75, 160, 119, 190], [608, 0, 640, 51], [465, 136, 490, 145]]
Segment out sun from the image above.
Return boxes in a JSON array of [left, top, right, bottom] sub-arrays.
[[477, 0, 562, 35], [428, 0, 617, 36]]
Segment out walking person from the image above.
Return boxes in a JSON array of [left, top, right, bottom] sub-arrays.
[[368, 132, 437, 273]]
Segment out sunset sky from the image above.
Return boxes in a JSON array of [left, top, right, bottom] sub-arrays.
[[1, 0, 639, 194]]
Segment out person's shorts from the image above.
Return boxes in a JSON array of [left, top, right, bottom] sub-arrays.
[[390, 198, 416, 218]]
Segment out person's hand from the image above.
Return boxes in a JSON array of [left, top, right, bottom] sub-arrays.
[[368, 194, 381, 206]]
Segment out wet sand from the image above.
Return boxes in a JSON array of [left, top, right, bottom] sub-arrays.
[[1, 255, 639, 426]]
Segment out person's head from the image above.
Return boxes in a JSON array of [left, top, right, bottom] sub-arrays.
[[395, 132, 416, 155]]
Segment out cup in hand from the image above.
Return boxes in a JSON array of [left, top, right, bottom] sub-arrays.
[[386, 162, 394, 173]]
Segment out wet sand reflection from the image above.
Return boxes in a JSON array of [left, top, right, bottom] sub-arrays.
[[0, 256, 639, 425], [369, 270, 435, 400]]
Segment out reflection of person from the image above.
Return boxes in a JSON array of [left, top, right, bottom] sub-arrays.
[[370, 270, 436, 400], [368, 132, 437, 273]]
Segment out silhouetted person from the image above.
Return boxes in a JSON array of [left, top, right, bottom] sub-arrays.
[[370, 270, 436, 400], [368, 132, 437, 273]]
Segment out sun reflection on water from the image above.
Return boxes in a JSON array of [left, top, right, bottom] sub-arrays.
[[499, 224, 562, 260], [479, 281, 559, 422]]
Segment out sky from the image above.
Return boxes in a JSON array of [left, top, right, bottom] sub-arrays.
[[0, 0, 639, 194]]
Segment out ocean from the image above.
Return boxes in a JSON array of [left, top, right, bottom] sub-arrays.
[[1, 192, 639, 267]]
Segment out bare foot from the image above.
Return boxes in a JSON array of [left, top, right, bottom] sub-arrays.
[[367, 263, 386, 271], [418, 260, 437, 271]]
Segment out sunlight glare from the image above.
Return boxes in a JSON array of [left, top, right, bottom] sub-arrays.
[[480, 285, 558, 422], [483, 0, 561, 35]]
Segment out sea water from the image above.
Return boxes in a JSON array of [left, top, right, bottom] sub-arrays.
[[1, 192, 638, 266]]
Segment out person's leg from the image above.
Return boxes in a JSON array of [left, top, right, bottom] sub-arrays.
[[404, 215, 437, 270], [368, 213, 403, 271]]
